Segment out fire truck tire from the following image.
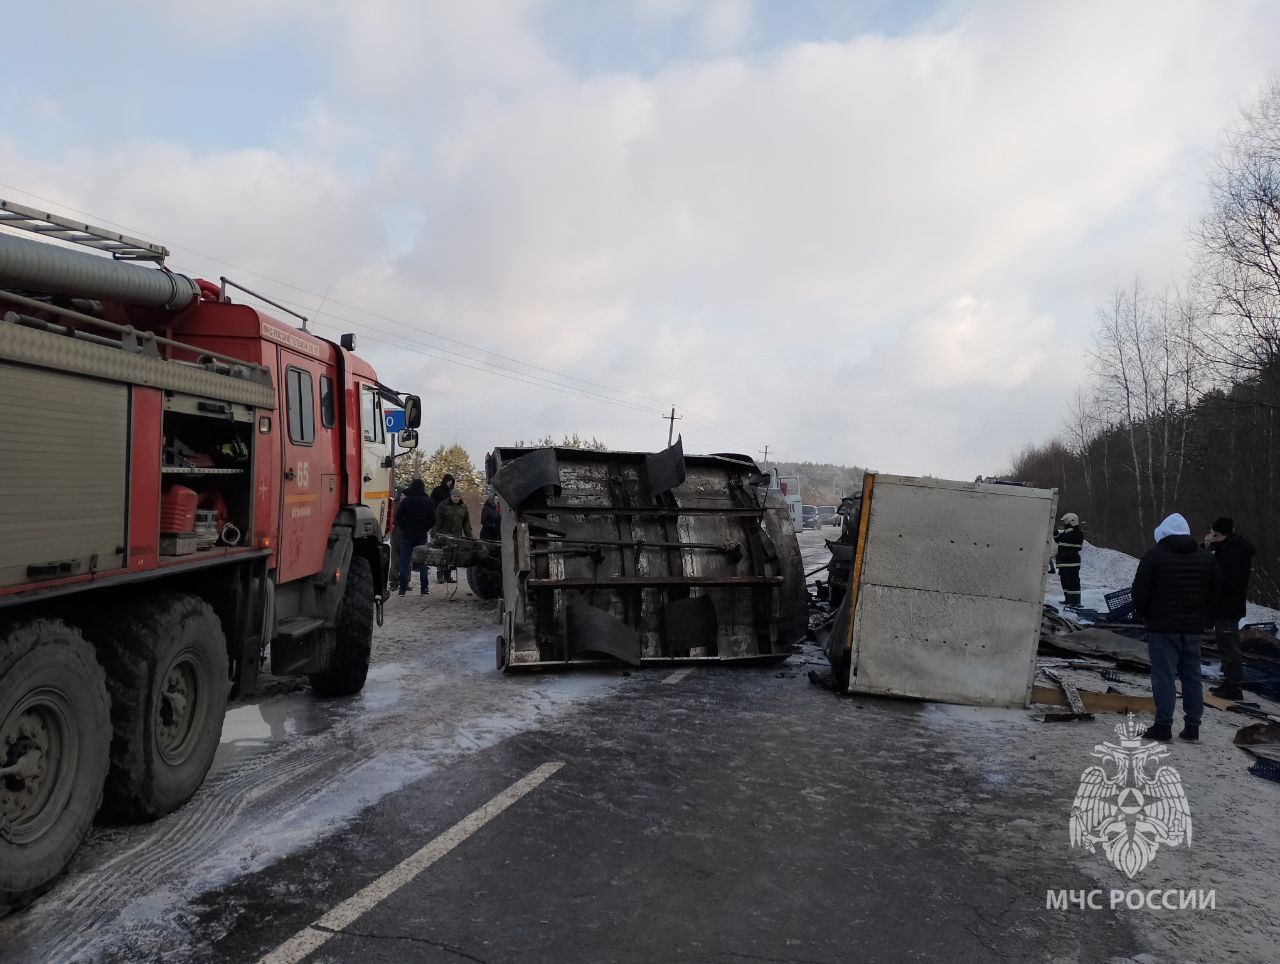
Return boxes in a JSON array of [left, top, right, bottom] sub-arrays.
[[0, 619, 111, 917], [309, 555, 374, 697], [93, 594, 229, 822]]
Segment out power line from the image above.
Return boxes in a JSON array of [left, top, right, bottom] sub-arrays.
[[0, 181, 669, 408], [0, 181, 760, 444]]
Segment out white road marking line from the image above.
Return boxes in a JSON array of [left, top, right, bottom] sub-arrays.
[[663, 667, 694, 684], [258, 761, 565, 964]]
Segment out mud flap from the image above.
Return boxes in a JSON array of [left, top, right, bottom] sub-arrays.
[[645, 437, 686, 495], [564, 601, 642, 666], [492, 448, 561, 510]]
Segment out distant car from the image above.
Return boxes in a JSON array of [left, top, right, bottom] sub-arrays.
[[802, 505, 818, 529], [817, 505, 839, 526]]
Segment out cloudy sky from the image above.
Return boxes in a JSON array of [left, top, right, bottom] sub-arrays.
[[4, 0, 1278, 478]]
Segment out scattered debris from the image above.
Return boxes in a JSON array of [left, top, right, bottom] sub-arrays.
[[1038, 669, 1095, 722], [807, 668, 840, 692], [1029, 684, 1155, 715], [1040, 625, 1151, 668], [1233, 722, 1280, 784]]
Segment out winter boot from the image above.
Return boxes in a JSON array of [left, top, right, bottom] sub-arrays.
[[1142, 724, 1172, 742], [398, 589, 406, 597], [421, 585, 429, 595], [1178, 726, 1199, 742], [1209, 684, 1244, 701]]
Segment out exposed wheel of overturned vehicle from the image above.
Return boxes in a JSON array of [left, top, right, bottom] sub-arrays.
[[0, 619, 111, 917], [309, 554, 374, 697], [465, 562, 503, 600], [91, 593, 229, 822]]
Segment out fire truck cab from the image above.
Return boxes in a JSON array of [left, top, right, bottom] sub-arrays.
[[0, 202, 420, 914]]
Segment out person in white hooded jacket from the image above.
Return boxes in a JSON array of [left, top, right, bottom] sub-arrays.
[[1131, 513, 1218, 742]]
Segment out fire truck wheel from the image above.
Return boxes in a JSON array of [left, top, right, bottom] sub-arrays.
[[0, 619, 111, 917], [309, 555, 374, 697], [92, 594, 229, 822]]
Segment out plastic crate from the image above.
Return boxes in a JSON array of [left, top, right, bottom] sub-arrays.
[[1104, 587, 1136, 622], [1248, 758, 1280, 784], [1242, 664, 1280, 701]]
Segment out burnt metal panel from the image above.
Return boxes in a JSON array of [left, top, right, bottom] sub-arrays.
[[645, 436, 686, 496], [490, 447, 561, 509], [491, 444, 806, 671], [564, 600, 643, 666]]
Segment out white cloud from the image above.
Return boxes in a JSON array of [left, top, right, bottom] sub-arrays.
[[699, 0, 754, 52], [907, 296, 1048, 390]]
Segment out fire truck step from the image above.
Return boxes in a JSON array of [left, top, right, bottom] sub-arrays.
[[275, 616, 326, 639]]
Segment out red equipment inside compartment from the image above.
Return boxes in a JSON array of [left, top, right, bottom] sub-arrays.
[[160, 485, 199, 534]]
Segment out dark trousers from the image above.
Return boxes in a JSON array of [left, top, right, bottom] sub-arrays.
[[1059, 565, 1081, 604], [398, 536, 427, 592], [1214, 618, 1244, 689], [1147, 632, 1203, 728]]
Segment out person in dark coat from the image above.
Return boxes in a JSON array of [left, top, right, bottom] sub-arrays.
[[393, 479, 435, 595], [1054, 513, 1084, 607], [429, 473, 456, 506], [1204, 516, 1255, 701], [1131, 513, 1218, 742], [479, 493, 501, 542]]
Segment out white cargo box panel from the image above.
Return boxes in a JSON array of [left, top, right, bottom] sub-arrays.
[[846, 475, 1057, 707]]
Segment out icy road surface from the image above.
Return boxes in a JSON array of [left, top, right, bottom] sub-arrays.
[[0, 527, 1276, 962], [0, 585, 624, 962]]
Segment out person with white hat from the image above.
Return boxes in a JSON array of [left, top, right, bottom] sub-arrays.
[[1131, 512, 1218, 742], [1054, 512, 1084, 607]]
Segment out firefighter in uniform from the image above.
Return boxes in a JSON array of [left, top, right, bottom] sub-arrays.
[[1055, 512, 1084, 607]]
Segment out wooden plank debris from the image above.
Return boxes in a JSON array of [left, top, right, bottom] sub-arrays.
[[1030, 684, 1155, 715]]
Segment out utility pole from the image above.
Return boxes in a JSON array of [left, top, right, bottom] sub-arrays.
[[664, 405, 682, 447], [759, 444, 771, 467]]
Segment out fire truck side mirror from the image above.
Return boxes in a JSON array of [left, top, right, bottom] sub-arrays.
[[403, 395, 422, 429], [397, 429, 419, 451]]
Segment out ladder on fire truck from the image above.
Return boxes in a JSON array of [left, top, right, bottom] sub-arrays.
[[0, 198, 168, 262]]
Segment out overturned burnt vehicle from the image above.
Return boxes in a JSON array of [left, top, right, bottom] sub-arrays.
[[484, 440, 807, 670]]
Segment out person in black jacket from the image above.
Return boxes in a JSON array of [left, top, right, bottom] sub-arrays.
[[1131, 512, 1218, 742], [1054, 513, 1084, 607], [1204, 516, 1255, 701], [394, 478, 435, 596], [479, 493, 501, 542], [429, 473, 456, 506]]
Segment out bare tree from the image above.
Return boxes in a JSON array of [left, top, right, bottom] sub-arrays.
[[1194, 79, 1280, 394], [1064, 386, 1100, 519], [1091, 281, 1151, 536]]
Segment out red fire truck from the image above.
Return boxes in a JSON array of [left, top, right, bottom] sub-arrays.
[[0, 201, 421, 913]]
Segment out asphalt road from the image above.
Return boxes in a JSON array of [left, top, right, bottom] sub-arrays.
[[195, 666, 1140, 964], [0, 529, 1150, 962]]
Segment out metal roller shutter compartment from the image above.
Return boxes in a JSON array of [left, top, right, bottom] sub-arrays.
[[0, 364, 127, 588]]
